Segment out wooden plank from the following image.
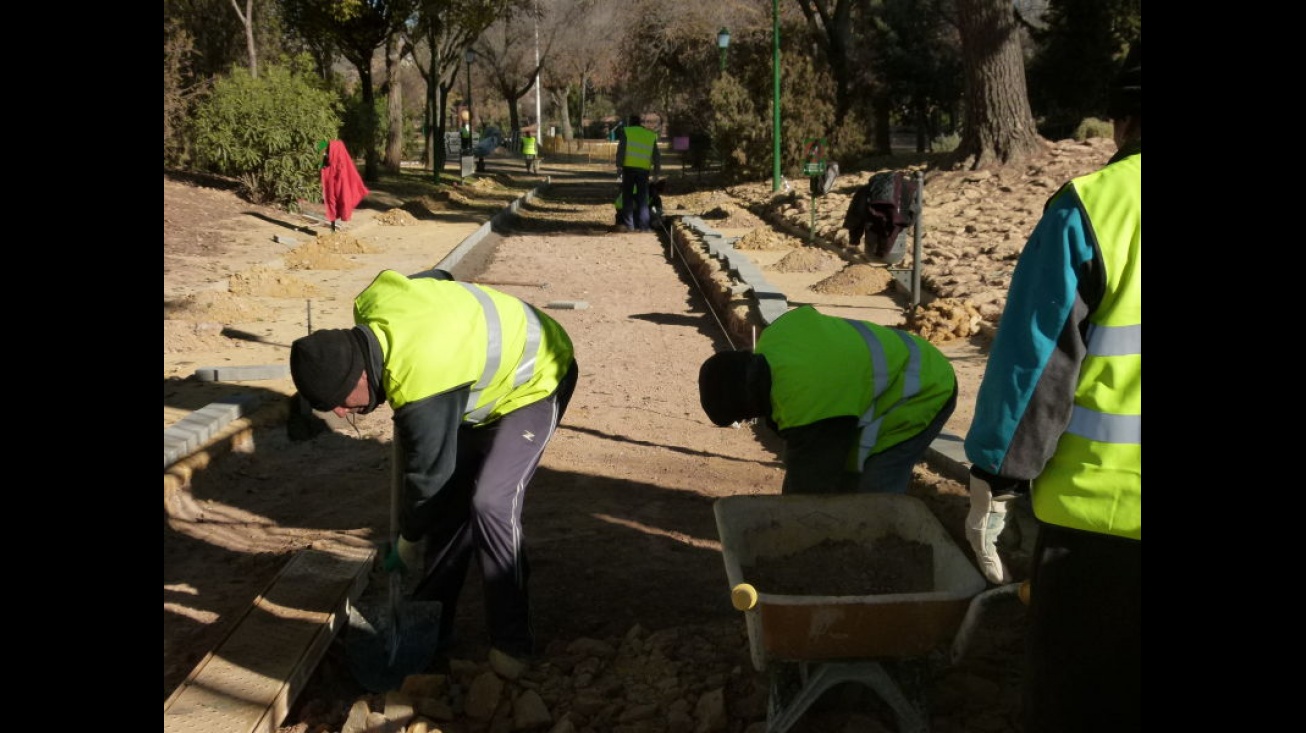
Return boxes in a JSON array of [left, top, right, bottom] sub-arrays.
[[164, 548, 374, 733]]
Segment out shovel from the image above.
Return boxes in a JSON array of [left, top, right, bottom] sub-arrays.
[[344, 440, 444, 692]]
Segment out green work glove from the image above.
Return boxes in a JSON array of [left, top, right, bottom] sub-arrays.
[[383, 535, 422, 574]]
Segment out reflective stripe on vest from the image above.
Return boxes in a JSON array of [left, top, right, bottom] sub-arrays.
[[845, 320, 922, 465], [459, 283, 543, 424], [1064, 323, 1142, 444], [622, 127, 656, 169]]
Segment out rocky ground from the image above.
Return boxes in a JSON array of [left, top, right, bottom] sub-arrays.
[[164, 137, 1114, 733]]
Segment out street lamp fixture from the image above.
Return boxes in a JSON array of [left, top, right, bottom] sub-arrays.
[[717, 27, 731, 72]]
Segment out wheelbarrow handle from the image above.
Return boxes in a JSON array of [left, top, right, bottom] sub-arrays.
[[731, 583, 758, 611]]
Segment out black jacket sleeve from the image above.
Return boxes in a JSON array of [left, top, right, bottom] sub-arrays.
[[391, 385, 469, 540], [777, 416, 860, 494], [842, 185, 871, 246]]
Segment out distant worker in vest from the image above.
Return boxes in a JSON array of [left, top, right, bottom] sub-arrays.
[[613, 113, 661, 233], [288, 268, 579, 664], [521, 128, 539, 174], [963, 39, 1140, 733], [613, 177, 665, 228], [697, 305, 957, 495]]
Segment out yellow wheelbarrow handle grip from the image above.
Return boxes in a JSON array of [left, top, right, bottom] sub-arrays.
[[731, 583, 758, 611]]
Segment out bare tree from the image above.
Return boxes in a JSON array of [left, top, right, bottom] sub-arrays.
[[404, 0, 514, 181], [792, 0, 869, 136], [533, 0, 613, 141], [951, 0, 1043, 169], [282, 0, 413, 182], [478, 0, 591, 140], [384, 32, 406, 172], [228, 0, 259, 77], [476, 8, 545, 138], [611, 1, 766, 135]]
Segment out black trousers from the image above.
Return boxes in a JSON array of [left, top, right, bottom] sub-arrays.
[[412, 360, 579, 656], [1024, 521, 1141, 732], [619, 167, 651, 230]]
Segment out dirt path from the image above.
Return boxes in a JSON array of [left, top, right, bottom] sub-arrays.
[[164, 144, 1111, 731]]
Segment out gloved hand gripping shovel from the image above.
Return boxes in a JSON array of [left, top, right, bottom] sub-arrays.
[[344, 441, 444, 692]]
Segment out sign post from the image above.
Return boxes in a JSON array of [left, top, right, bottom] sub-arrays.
[[802, 138, 828, 244]]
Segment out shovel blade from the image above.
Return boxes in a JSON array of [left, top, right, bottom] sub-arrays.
[[344, 594, 443, 693]]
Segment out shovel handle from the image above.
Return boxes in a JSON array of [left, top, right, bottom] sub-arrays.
[[390, 440, 402, 547]]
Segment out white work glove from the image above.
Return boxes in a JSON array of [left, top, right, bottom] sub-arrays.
[[383, 535, 422, 574], [965, 474, 1015, 584]]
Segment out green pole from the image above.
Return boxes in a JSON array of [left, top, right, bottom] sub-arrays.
[[810, 192, 817, 243], [772, 0, 782, 192]]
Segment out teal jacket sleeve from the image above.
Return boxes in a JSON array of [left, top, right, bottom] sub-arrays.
[[963, 187, 1104, 481]]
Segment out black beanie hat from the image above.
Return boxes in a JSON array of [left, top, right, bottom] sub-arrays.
[[698, 351, 758, 427], [290, 328, 366, 411]]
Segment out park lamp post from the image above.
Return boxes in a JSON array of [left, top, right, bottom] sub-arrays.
[[717, 27, 731, 72], [464, 48, 475, 153]]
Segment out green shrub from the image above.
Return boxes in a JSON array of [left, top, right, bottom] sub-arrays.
[[190, 58, 341, 206], [707, 74, 764, 182], [1073, 117, 1113, 141]]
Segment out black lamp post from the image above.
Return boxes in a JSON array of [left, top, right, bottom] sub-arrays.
[[717, 27, 731, 72], [463, 48, 475, 155]]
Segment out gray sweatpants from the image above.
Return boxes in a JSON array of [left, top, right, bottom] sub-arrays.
[[412, 360, 578, 656]]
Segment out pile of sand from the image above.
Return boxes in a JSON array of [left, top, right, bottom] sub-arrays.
[[773, 247, 843, 273], [164, 290, 274, 324], [810, 264, 892, 295], [733, 227, 791, 251], [163, 319, 233, 354], [376, 207, 419, 226], [904, 297, 984, 344], [229, 266, 322, 298], [311, 232, 378, 254]]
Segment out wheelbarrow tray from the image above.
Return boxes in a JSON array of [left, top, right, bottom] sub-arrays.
[[714, 493, 985, 671]]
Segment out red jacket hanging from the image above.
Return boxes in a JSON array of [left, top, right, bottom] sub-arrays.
[[321, 140, 369, 223]]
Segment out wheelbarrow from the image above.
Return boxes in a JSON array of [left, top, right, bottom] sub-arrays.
[[713, 492, 989, 733]]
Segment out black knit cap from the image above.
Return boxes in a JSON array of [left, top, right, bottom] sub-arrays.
[[290, 328, 366, 411], [698, 351, 757, 427], [1107, 40, 1141, 119]]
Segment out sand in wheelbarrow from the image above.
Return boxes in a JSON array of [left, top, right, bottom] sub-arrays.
[[741, 536, 934, 596]]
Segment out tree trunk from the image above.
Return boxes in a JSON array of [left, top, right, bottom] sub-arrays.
[[228, 0, 258, 78], [555, 83, 573, 141], [578, 73, 587, 139], [951, 0, 1044, 170], [357, 65, 378, 182], [384, 34, 404, 174], [873, 92, 892, 155], [506, 91, 523, 141]]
